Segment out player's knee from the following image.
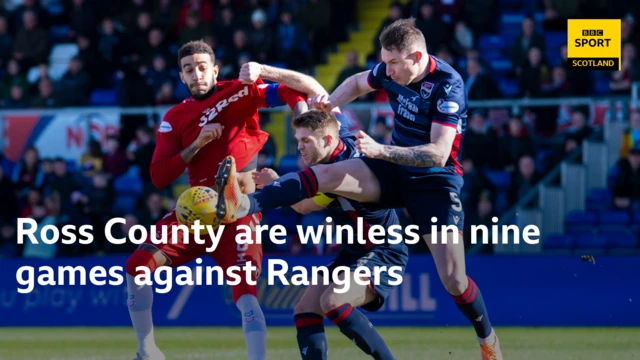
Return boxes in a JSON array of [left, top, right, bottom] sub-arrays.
[[442, 273, 468, 295], [319, 289, 346, 314], [126, 249, 159, 277]]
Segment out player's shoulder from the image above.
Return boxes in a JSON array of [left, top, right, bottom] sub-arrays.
[[429, 55, 464, 84], [370, 62, 388, 81]]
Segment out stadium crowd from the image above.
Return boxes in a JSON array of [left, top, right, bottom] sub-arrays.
[[1, 0, 640, 258]]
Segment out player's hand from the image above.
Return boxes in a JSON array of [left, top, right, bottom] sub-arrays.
[[252, 168, 279, 189], [309, 94, 333, 112], [194, 123, 224, 148], [239, 62, 263, 84], [355, 130, 384, 158]]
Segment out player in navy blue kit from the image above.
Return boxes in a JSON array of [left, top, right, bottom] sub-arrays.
[[252, 110, 408, 360], [216, 18, 503, 359]]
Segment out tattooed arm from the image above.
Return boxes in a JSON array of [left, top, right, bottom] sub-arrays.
[[356, 123, 456, 168]]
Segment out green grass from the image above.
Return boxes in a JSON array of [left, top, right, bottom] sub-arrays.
[[0, 327, 638, 360]]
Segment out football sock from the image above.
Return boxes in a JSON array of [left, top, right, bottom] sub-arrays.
[[450, 276, 493, 339], [236, 294, 267, 360], [126, 274, 162, 358], [326, 304, 395, 360], [247, 169, 318, 215], [294, 312, 328, 360]]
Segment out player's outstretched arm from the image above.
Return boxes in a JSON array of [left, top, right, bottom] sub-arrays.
[[354, 123, 455, 168], [312, 71, 374, 111], [240, 62, 328, 97]]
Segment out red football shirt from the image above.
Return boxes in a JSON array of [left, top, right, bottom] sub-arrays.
[[150, 79, 306, 189]]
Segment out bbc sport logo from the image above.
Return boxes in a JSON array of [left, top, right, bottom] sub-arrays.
[[567, 19, 621, 70]]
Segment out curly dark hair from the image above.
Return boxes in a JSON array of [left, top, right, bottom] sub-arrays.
[[177, 40, 215, 67]]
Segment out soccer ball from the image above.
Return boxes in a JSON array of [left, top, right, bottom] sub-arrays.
[[175, 186, 220, 232]]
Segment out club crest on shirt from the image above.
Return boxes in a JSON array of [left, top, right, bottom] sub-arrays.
[[420, 82, 434, 99]]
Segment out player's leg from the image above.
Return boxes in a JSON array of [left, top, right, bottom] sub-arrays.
[[319, 248, 405, 360], [410, 189, 503, 359], [125, 210, 199, 360], [293, 281, 332, 360], [215, 156, 397, 223], [213, 214, 267, 360]]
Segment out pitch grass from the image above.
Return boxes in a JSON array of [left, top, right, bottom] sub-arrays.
[[0, 327, 638, 360]]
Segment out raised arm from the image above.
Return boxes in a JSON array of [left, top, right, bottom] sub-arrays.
[[376, 124, 455, 167], [241, 62, 328, 97]]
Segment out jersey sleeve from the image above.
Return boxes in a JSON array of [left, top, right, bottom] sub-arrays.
[[253, 82, 307, 110], [334, 112, 354, 139], [366, 62, 387, 90], [431, 78, 466, 130], [149, 112, 187, 189]]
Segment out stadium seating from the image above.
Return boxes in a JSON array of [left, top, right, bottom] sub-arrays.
[[89, 89, 119, 106], [565, 211, 598, 234], [543, 233, 574, 251]]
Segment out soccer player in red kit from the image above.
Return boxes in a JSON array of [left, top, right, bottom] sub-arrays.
[[125, 40, 323, 360]]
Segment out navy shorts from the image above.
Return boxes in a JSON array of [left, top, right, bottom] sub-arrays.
[[360, 157, 465, 236], [327, 245, 408, 312]]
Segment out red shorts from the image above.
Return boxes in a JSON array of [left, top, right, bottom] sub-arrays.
[[144, 210, 263, 275]]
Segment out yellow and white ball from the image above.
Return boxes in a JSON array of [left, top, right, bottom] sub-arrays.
[[175, 186, 220, 232]]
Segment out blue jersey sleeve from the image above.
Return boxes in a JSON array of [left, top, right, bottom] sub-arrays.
[[366, 62, 387, 90], [334, 112, 354, 139], [431, 78, 466, 130]]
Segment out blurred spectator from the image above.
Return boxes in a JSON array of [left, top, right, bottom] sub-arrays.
[[55, 56, 90, 106], [0, 223, 18, 258], [152, 0, 180, 42], [132, 126, 155, 187], [97, 17, 123, 71], [543, 0, 580, 31], [558, 45, 590, 96], [460, 157, 496, 214], [67, 0, 96, 40], [611, 148, 640, 210], [274, 9, 309, 70], [80, 139, 104, 177], [102, 136, 129, 178], [142, 28, 173, 69], [23, 192, 64, 259], [333, 51, 367, 92], [247, 9, 273, 63], [463, 110, 502, 169], [463, 189, 498, 249], [213, 7, 236, 51], [507, 155, 541, 207], [518, 47, 551, 97], [509, 16, 546, 70], [298, 0, 332, 60], [224, 30, 254, 74], [0, 15, 11, 68], [156, 81, 178, 105], [130, 11, 153, 62], [117, 65, 154, 107], [4, 84, 29, 108], [567, 108, 593, 145], [373, 2, 403, 54], [416, 2, 447, 53], [77, 35, 108, 89], [12, 10, 49, 68], [12, 146, 43, 196], [621, 111, 640, 158], [610, 43, 640, 94], [50, 158, 79, 212], [177, 0, 214, 33], [500, 115, 536, 172], [138, 192, 168, 228], [450, 21, 474, 58], [465, 58, 502, 100], [12, 0, 49, 31], [0, 166, 18, 224], [19, 188, 41, 218], [1, 59, 28, 101], [145, 54, 173, 93], [464, 0, 499, 36], [433, 0, 464, 25], [370, 117, 392, 144], [119, 0, 151, 33], [82, 173, 114, 253], [179, 11, 211, 47], [30, 78, 58, 108]]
